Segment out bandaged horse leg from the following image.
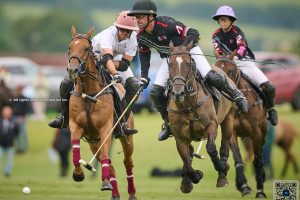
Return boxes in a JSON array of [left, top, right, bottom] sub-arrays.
[[206, 122, 229, 174], [101, 159, 113, 191], [109, 164, 120, 198], [119, 135, 136, 198], [71, 139, 85, 182]]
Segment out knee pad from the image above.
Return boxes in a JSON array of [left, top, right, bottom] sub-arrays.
[[150, 84, 167, 111], [60, 77, 74, 98], [125, 77, 139, 102], [261, 81, 276, 98]]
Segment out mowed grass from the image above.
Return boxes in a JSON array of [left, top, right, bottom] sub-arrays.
[[0, 104, 299, 200]]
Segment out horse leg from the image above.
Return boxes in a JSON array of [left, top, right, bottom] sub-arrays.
[[281, 152, 289, 178], [229, 134, 251, 196], [206, 123, 228, 175], [120, 135, 137, 200], [217, 118, 233, 188], [175, 139, 202, 193], [109, 164, 120, 200], [70, 122, 85, 182], [98, 127, 113, 191], [252, 135, 267, 198]]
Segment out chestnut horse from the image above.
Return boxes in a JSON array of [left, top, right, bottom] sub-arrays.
[[167, 43, 234, 193], [215, 55, 268, 198], [68, 26, 137, 200]]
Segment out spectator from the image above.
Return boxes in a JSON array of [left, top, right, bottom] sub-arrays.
[[0, 80, 13, 111], [52, 128, 71, 177], [11, 84, 32, 153], [0, 106, 19, 177]]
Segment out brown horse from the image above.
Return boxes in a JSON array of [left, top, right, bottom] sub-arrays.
[[215, 55, 268, 198], [67, 26, 137, 200], [167, 43, 234, 193], [243, 120, 299, 178]]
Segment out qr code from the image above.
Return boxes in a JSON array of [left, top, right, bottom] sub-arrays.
[[273, 180, 299, 200]]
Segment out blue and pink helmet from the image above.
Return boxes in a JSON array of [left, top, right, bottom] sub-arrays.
[[212, 5, 237, 21]]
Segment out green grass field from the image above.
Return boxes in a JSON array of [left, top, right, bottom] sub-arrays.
[[0, 104, 299, 200]]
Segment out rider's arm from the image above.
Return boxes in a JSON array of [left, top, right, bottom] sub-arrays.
[[139, 46, 151, 78], [113, 54, 133, 71], [168, 19, 199, 47], [233, 26, 247, 59], [212, 32, 224, 57], [101, 48, 117, 75]]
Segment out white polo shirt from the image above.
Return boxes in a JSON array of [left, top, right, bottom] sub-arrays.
[[92, 26, 137, 60]]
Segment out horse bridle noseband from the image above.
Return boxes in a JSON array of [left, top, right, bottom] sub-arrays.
[[168, 52, 197, 98]]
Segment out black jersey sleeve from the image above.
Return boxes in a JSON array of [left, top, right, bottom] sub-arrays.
[[139, 46, 151, 78]]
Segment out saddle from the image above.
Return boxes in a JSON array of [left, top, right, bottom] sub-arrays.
[[196, 71, 221, 113], [100, 67, 127, 136], [240, 71, 266, 106]]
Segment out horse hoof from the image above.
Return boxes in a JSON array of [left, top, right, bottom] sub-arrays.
[[188, 170, 203, 184], [180, 176, 193, 193], [241, 185, 252, 196], [72, 172, 85, 182], [216, 173, 228, 187], [111, 196, 120, 200], [255, 191, 267, 198], [101, 180, 113, 191], [128, 196, 138, 200]]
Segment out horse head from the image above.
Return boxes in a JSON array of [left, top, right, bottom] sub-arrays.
[[215, 52, 239, 83], [67, 26, 95, 81], [168, 41, 196, 102]]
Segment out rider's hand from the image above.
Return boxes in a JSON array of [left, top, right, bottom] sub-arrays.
[[113, 73, 123, 83], [140, 77, 150, 89]]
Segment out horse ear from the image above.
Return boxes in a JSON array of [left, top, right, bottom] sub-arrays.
[[185, 41, 193, 51], [86, 27, 94, 39], [169, 41, 174, 51], [71, 26, 77, 37]]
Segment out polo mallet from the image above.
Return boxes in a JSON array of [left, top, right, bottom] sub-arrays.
[[193, 141, 205, 159], [80, 85, 145, 171], [81, 80, 117, 103]]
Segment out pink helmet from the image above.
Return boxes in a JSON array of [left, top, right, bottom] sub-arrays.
[[113, 11, 139, 31], [212, 5, 237, 21]]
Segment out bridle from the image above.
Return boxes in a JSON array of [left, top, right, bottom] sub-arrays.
[[216, 57, 241, 85], [168, 51, 197, 101], [67, 34, 98, 81]]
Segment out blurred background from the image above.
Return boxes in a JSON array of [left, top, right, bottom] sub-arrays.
[[0, 0, 300, 199]]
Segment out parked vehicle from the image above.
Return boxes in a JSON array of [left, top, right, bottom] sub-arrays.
[[41, 65, 67, 111], [0, 57, 39, 90], [255, 52, 300, 110]]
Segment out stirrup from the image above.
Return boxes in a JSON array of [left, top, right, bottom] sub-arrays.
[[158, 123, 172, 141]]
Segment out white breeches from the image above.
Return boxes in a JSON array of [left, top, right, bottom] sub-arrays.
[[235, 59, 269, 87], [154, 46, 212, 87]]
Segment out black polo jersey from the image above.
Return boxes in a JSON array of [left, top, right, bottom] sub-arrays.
[[137, 16, 199, 78], [212, 25, 254, 60]]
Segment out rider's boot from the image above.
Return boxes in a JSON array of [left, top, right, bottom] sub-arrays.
[[117, 77, 140, 137], [204, 70, 249, 113], [48, 77, 73, 128], [151, 84, 172, 141], [261, 81, 278, 126]]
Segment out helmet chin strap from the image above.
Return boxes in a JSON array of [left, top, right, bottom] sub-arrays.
[[143, 15, 155, 31]]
